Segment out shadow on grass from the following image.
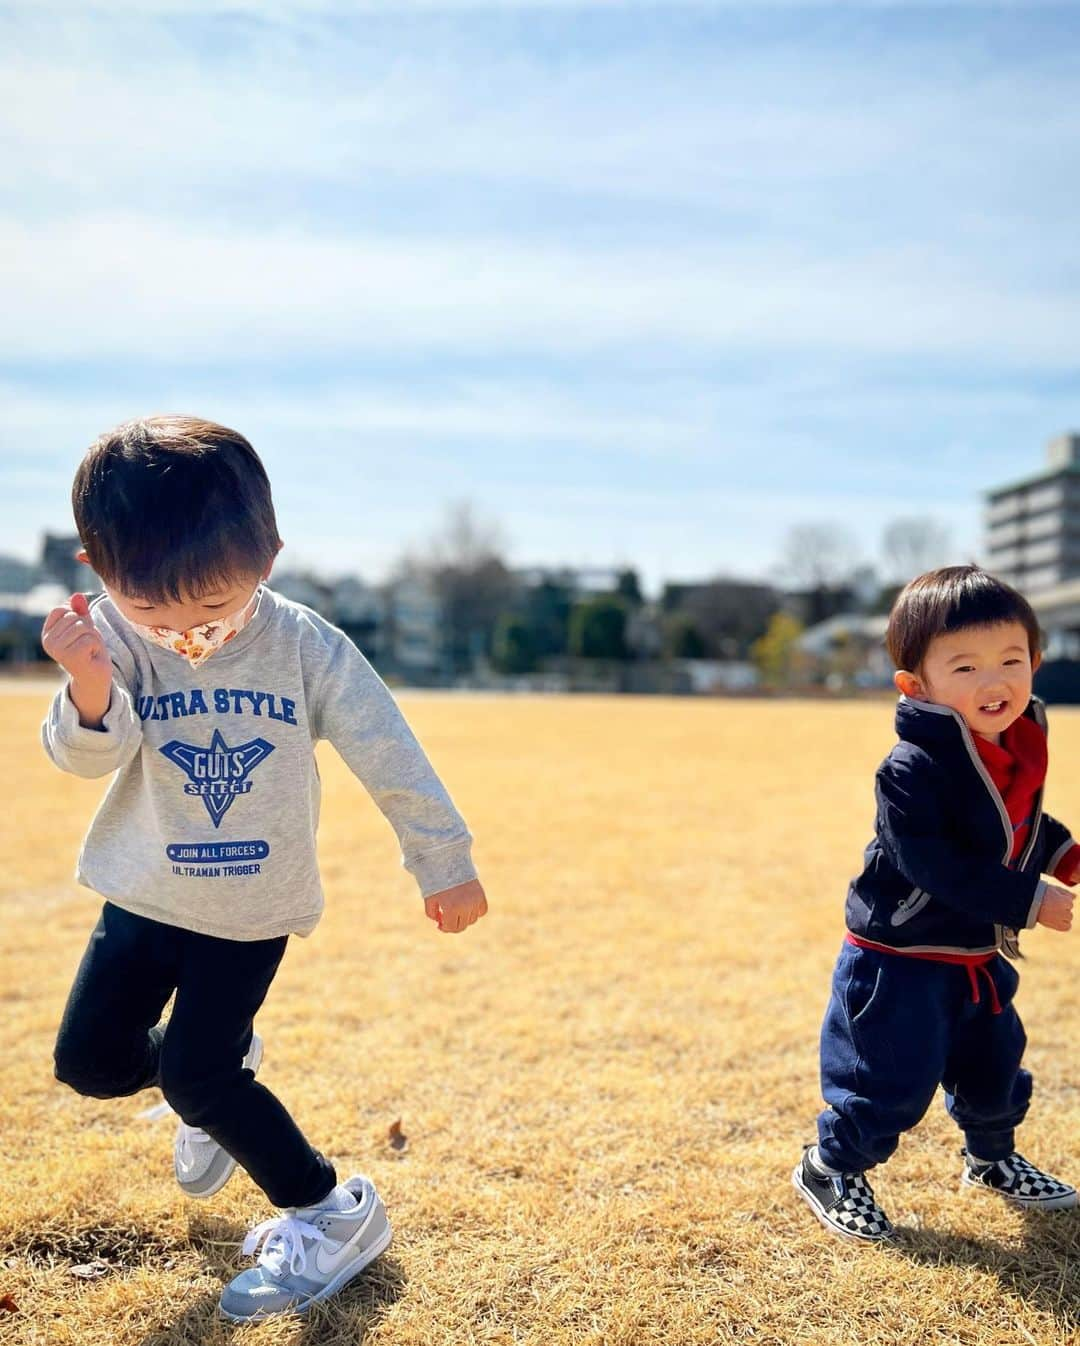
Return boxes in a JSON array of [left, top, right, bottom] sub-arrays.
[[893, 1209, 1080, 1336], [132, 1211, 407, 1345]]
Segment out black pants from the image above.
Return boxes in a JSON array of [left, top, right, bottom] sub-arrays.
[[817, 941, 1031, 1173], [53, 901, 337, 1209]]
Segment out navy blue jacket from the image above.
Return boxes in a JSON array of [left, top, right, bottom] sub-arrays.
[[845, 695, 1075, 956]]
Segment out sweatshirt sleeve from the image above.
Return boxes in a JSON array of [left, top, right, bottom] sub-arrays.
[[41, 677, 143, 779], [875, 746, 1044, 931], [312, 631, 477, 899]]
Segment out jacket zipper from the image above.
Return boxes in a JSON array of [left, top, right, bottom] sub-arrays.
[[952, 701, 1044, 953], [890, 698, 1045, 952]]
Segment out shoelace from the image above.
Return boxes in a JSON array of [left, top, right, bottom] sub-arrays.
[[242, 1214, 327, 1278], [176, 1123, 213, 1168]]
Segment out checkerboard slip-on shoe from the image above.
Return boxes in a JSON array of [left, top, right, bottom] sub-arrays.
[[961, 1150, 1078, 1210], [792, 1148, 895, 1243], [174, 1032, 263, 1199], [218, 1174, 392, 1323]]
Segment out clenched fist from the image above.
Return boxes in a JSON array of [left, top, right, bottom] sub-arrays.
[[41, 593, 113, 728], [1037, 884, 1074, 932], [424, 879, 488, 934]]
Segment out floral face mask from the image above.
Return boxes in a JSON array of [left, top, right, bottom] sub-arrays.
[[123, 587, 262, 669]]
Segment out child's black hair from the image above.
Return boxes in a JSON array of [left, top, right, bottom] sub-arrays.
[[72, 415, 282, 603], [886, 564, 1042, 672]]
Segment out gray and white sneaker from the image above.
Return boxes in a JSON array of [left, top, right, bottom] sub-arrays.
[[792, 1147, 894, 1243], [961, 1150, 1078, 1210], [218, 1174, 392, 1322], [173, 1032, 263, 1199]]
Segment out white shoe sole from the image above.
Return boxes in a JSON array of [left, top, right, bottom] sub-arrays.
[[791, 1163, 895, 1244], [217, 1217, 393, 1323], [175, 1033, 264, 1200], [961, 1170, 1078, 1210]]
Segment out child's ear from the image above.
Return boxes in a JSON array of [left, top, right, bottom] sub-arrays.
[[1032, 650, 1043, 674], [894, 669, 924, 698], [76, 549, 91, 566], [262, 541, 284, 580]]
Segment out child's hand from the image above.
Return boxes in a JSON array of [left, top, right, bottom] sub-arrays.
[[1037, 884, 1074, 932], [424, 879, 488, 934], [42, 594, 112, 686], [42, 594, 114, 728]]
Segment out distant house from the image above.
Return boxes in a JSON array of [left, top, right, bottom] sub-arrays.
[[514, 565, 624, 600], [0, 583, 70, 663], [796, 613, 892, 688], [0, 555, 38, 594], [625, 604, 664, 659], [331, 576, 385, 660], [271, 571, 387, 662], [2, 534, 103, 598], [781, 585, 857, 629], [387, 575, 446, 679], [272, 570, 331, 612], [40, 533, 89, 593]]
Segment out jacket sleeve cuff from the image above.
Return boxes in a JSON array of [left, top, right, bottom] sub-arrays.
[[57, 680, 131, 747], [1024, 879, 1047, 930], [1050, 840, 1080, 884], [404, 837, 478, 899]]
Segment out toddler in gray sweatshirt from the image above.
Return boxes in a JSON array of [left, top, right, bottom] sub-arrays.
[[40, 414, 488, 1324]]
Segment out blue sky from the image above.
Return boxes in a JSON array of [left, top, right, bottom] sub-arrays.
[[3, 1, 1079, 594]]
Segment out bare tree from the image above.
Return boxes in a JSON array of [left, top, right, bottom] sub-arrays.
[[396, 501, 517, 675], [777, 523, 860, 590], [663, 579, 779, 659], [427, 501, 507, 573], [881, 517, 951, 584]]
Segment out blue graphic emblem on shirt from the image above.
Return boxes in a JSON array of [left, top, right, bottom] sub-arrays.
[[160, 729, 275, 828]]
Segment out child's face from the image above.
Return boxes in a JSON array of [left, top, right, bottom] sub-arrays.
[[894, 620, 1040, 738], [76, 550, 268, 632], [77, 543, 280, 632], [105, 576, 262, 633]]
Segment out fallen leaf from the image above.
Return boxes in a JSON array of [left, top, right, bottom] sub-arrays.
[[0, 1293, 18, 1313], [388, 1119, 408, 1152], [68, 1260, 110, 1280]]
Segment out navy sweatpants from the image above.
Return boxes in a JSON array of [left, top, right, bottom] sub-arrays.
[[816, 940, 1031, 1173], [53, 901, 337, 1209]]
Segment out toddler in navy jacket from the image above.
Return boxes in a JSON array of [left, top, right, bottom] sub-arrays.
[[794, 565, 1078, 1242]]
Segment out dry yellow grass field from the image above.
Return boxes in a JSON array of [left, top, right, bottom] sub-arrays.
[[2, 687, 1080, 1346]]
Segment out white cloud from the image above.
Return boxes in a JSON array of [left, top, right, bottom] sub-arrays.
[[0, 3, 1071, 587], [4, 8, 1078, 217], [3, 5, 1076, 384], [3, 212, 1077, 365]]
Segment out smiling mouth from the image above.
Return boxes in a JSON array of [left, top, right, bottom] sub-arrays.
[[980, 700, 1008, 714]]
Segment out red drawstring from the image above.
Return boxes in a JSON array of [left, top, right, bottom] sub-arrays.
[[966, 963, 1003, 1014], [845, 934, 1004, 1013]]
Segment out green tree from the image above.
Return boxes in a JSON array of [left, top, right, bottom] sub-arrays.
[[751, 611, 804, 686], [665, 614, 707, 660], [522, 578, 573, 657], [492, 614, 538, 674], [569, 596, 629, 660], [615, 568, 644, 608]]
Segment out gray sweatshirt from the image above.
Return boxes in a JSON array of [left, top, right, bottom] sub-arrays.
[[40, 585, 477, 940]]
